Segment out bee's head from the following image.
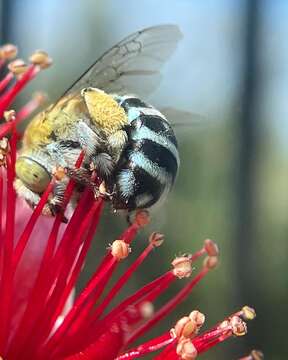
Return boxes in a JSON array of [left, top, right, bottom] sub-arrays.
[[15, 156, 51, 193]]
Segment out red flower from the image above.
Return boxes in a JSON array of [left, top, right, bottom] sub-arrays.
[[0, 44, 257, 359]]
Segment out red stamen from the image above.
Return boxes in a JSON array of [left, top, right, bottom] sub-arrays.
[[0, 64, 39, 119], [189, 247, 206, 262], [46, 214, 145, 355], [12, 180, 55, 266], [7, 152, 87, 359], [60, 239, 158, 354], [15, 93, 46, 125], [90, 241, 156, 323], [0, 72, 14, 93], [37, 197, 102, 332], [154, 342, 178, 360], [0, 128, 17, 352], [115, 333, 175, 360], [0, 174, 3, 243], [47, 200, 104, 330], [100, 271, 175, 328], [125, 263, 210, 346], [0, 121, 14, 138], [27, 198, 104, 359], [195, 332, 231, 354], [46, 253, 117, 354]]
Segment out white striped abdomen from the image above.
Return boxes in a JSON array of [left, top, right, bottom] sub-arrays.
[[111, 96, 179, 211]]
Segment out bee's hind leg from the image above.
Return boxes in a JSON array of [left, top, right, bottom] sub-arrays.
[[90, 152, 114, 181], [75, 121, 116, 180]]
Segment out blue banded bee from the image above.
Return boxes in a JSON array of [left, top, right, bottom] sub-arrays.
[[15, 25, 182, 216]]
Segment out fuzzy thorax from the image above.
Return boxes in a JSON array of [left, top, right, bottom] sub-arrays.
[[82, 87, 128, 136]]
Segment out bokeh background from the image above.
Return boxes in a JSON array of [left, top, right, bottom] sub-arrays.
[[1, 0, 287, 358]]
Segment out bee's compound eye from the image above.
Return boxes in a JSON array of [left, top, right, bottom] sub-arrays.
[[15, 157, 51, 193]]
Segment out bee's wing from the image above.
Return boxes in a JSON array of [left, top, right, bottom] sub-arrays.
[[161, 107, 208, 129], [57, 24, 182, 102]]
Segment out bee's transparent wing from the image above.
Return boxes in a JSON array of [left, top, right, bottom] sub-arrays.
[[60, 24, 183, 100], [161, 107, 208, 128]]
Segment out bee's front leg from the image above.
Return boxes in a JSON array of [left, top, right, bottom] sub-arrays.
[[14, 178, 67, 221], [48, 180, 66, 209]]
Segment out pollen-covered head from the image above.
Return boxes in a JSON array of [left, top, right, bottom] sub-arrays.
[[15, 156, 51, 193]]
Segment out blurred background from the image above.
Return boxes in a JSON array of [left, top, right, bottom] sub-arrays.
[[1, 0, 287, 358]]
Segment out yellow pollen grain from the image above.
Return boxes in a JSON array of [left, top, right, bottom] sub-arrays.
[[83, 89, 127, 135]]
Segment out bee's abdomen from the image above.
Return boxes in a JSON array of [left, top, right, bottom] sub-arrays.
[[112, 95, 179, 210]]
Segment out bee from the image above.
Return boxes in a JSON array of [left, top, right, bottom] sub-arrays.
[[15, 25, 183, 216]]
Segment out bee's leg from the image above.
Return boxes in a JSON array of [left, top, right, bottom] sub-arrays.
[[47, 181, 74, 222], [75, 120, 102, 158], [88, 129, 127, 181], [46, 202, 68, 223], [65, 167, 94, 188], [46, 142, 82, 168], [107, 130, 128, 162], [14, 178, 67, 221], [49, 181, 66, 207], [90, 152, 114, 180]]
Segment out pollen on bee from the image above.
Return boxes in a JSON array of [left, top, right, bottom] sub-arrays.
[[82, 87, 128, 135]]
